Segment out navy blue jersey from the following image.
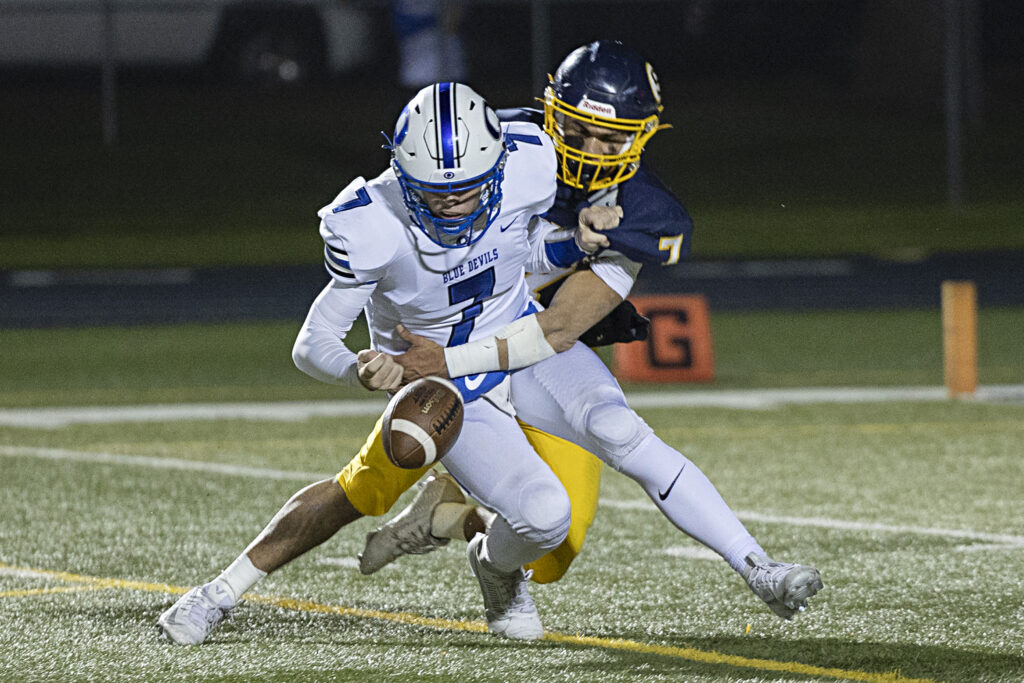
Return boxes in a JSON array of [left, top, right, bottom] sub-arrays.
[[497, 107, 693, 267]]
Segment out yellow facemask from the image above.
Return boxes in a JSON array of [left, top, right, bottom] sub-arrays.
[[542, 85, 668, 192]]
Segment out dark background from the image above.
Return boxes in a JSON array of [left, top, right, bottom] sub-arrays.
[[1, 0, 1022, 324]]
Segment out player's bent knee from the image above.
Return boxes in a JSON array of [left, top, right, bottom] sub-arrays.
[[583, 401, 653, 465], [517, 477, 571, 550]]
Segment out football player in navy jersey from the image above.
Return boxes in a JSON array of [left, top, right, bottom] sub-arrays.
[[367, 40, 824, 621]]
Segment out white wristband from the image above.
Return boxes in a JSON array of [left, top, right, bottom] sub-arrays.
[[501, 314, 557, 368], [443, 314, 556, 377], [444, 338, 500, 378]]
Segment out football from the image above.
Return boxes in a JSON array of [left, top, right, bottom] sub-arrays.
[[381, 376, 464, 469]]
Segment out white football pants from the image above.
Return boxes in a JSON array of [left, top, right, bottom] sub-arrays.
[[509, 342, 762, 574], [442, 395, 571, 573]]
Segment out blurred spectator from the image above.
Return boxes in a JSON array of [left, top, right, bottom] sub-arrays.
[[391, 0, 467, 94]]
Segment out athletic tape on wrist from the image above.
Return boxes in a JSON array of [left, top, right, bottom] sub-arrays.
[[444, 338, 500, 378], [443, 314, 556, 376], [501, 314, 557, 368]]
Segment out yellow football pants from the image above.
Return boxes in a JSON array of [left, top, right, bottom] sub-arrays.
[[337, 416, 603, 584]]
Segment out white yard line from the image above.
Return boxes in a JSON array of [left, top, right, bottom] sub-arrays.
[[0, 567, 55, 580], [317, 556, 399, 570], [3, 443, 1021, 549], [734, 510, 1024, 546], [0, 400, 388, 429], [600, 499, 1024, 547], [626, 384, 1024, 410], [1, 384, 1022, 429], [0, 445, 325, 481]]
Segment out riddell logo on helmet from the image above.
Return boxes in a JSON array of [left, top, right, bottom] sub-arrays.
[[576, 97, 616, 118]]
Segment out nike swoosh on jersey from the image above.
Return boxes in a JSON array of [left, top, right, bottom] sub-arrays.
[[658, 464, 686, 501], [499, 221, 514, 232], [463, 374, 486, 390]]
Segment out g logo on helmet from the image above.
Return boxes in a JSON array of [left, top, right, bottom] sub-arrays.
[[646, 62, 662, 105]]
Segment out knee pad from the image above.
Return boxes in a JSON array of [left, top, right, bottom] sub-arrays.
[[516, 476, 571, 551], [572, 390, 653, 467]]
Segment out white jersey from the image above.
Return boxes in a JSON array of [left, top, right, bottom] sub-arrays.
[[293, 121, 558, 393]]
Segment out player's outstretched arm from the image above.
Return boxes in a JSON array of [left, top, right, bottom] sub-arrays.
[[393, 269, 623, 383], [292, 281, 376, 387], [536, 269, 623, 350]]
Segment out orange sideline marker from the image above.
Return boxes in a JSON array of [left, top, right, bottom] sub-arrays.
[[941, 280, 977, 397], [613, 294, 714, 383]]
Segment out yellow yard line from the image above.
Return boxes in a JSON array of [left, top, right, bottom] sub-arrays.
[[245, 592, 488, 634], [0, 562, 940, 683], [0, 584, 109, 598], [543, 632, 939, 683]]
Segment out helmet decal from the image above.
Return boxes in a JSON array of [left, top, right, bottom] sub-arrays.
[[646, 62, 662, 106], [394, 107, 410, 146], [484, 106, 501, 141], [576, 96, 617, 119]]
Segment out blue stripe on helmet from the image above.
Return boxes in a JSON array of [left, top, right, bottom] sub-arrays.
[[438, 82, 456, 169]]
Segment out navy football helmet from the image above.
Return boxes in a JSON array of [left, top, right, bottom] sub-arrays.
[[543, 40, 667, 191]]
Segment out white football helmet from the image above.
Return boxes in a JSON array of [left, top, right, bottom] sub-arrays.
[[390, 82, 507, 248]]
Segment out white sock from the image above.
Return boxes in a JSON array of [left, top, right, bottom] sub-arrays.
[[480, 516, 545, 574], [430, 502, 477, 540], [431, 503, 496, 541], [213, 554, 267, 603], [619, 433, 763, 575]]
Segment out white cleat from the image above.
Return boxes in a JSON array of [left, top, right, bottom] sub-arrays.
[[467, 534, 544, 640], [359, 471, 465, 575], [157, 581, 235, 645], [742, 552, 823, 620]]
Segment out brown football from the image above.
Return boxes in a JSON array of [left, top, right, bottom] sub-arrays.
[[381, 376, 464, 469]]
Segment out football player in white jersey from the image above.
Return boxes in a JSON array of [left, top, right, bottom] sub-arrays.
[[158, 82, 601, 645], [366, 41, 824, 622]]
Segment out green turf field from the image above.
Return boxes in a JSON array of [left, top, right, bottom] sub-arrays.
[[2, 397, 1022, 681], [2, 308, 1021, 408], [1, 311, 1023, 681]]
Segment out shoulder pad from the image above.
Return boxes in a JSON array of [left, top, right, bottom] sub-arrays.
[[318, 173, 403, 283], [502, 120, 550, 152], [607, 164, 694, 265], [499, 121, 556, 217], [496, 107, 543, 127]]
